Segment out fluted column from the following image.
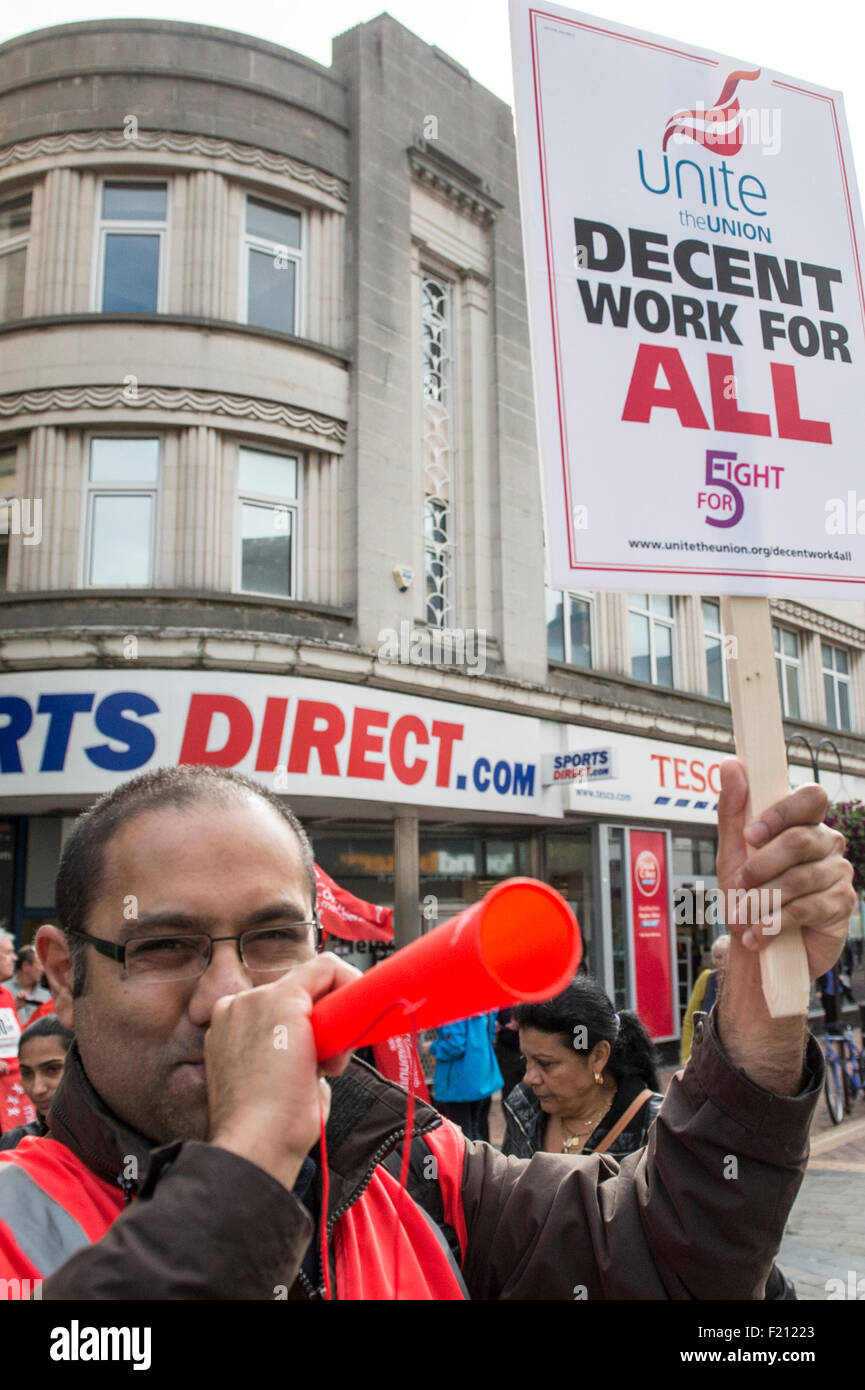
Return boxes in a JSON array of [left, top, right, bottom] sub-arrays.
[[174, 425, 224, 589], [183, 170, 228, 318]]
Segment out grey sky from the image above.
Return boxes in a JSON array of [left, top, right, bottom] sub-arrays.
[[4, 2, 865, 167]]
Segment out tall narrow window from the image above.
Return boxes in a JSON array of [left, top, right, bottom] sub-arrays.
[[244, 197, 301, 335], [237, 447, 299, 598], [0, 447, 17, 591], [703, 598, 728, 700], [0, 193, 30, 322], [773, 625, 801, 718], [546, 588, 592, 667], [422, 275, 455, 628], [85, 438, 160, 586], [822, 642, 852, 731], [629, 594, 675, 687], [98, 182, 167, 313]]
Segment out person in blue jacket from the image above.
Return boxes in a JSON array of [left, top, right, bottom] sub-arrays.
[[428, 1011, 503, 1142]]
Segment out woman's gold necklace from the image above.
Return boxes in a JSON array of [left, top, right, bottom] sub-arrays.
[[559, 1090, 616, 1153]]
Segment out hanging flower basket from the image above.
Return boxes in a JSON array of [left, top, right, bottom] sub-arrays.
[[825, 800, 865, 895]]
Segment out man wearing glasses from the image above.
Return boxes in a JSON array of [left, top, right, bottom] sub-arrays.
[[0, 761, 854, 1299]]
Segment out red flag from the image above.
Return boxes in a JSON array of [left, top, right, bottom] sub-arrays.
[[314, 866, 428, 1098], [314, 863, 394, 943], [372, 1035, 431, 1103]]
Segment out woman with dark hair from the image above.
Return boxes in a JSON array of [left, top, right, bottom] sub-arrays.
[[502, 976, 663, 1159]]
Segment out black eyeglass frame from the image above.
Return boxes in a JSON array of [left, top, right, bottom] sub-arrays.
[[69, 919, 322, 979]]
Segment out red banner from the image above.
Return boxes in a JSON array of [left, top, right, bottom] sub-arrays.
[[371, 1035, 431, 1102], [314, 863, 394, 943], [628, 830, 674, 1039]]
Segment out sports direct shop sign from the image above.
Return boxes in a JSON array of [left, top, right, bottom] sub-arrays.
[[0, 671, 552, 815], [510, 2, 865, 597]]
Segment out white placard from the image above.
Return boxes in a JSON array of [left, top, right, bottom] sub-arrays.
[[510, 1, 865, 597]]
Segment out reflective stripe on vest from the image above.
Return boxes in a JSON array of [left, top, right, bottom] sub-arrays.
[[0, 1163, 91, 1277]]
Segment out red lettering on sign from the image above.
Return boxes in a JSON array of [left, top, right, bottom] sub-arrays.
[[430, 720, 464, 788], [255, 697, 289, 772], [707, 354, 771, 437], [771, 362, 832, 444], [621, 345, 709, 429], [347, 708, 389, 780], [650, 753, 671, 788], [390, 715, 429, 786], [707, 762, 722, 794], [287, 701, 345, 775], [673, 757, 688, 790], [689, 759, 707, 793], [179, 694, 253, 767]]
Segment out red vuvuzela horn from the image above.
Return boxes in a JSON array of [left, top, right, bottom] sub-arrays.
[[311, 877, 582, 1060]]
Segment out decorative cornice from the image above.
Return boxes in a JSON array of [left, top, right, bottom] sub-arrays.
[[771, 597, 865, 648], [0, 385, 346, 444], [0, 129, 348, 203], [408, 143, 502, 226]]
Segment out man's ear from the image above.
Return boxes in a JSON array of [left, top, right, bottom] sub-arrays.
[[36, 925, 75, 1028]]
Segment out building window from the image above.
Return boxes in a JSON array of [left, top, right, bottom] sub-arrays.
[[546, 588, 592, 666], [97, 182, 167, 313], [244, 196, 302, 335], [773, 625, 801, 718], [822, 642, 852, 731], [0, 193, 30, 322], [237, 447, 299, 598], [85, 438, 160, 586], [0, 447, 17, 591], [421, 275, 455, 628], [629, 594, 675, 687], [703, 598, 728, 700]]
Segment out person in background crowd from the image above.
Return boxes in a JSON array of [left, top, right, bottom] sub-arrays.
[[680, 935, 730, 1064], [428, 1010, 502, 1142], [816, 957, 856, 1031], [494, 1006, 524, 1104], [0, 1016, 74, 1151], [0, 930, 35, 1133], [502, 976, 662, 1161], [11, 944, 52, 1025]]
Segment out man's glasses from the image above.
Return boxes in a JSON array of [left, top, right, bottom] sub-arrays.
[[70, 924, 319, 984]]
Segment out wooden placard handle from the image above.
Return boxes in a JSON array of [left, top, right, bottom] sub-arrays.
[[719, 596, 811, 1017]]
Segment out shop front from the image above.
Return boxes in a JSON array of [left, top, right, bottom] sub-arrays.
[[5, 668, 858, 1040]]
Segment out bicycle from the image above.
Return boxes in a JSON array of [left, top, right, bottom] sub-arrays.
[[823, 1025, 865, 1124]]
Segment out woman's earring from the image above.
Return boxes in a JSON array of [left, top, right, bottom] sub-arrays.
[[594, 1071, 604, 1085]]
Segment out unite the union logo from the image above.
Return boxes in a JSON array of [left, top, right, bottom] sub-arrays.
[[663, 68, 761, 157]]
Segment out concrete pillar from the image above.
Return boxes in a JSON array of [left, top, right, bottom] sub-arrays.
[[393, 813, 419, 949]]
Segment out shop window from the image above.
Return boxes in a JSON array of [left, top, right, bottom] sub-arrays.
[[0, 193, 30, 322], [545, 829, 594, 974], [546, 588, 592, 667], [97, 182, 167, 313], [236, 446, 300, 599], [85, 438, 160, 587], [822, 642, 852, 732], [702, 598, 728, 700], [244, 196, 302, 335], [24, 818, 62, 910], [607, 827, 627, 1011], [772, 625, 801, 719], [629, 594, 675, 688]]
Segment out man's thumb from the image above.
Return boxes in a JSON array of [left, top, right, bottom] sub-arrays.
[[716, 757, 749, 881]]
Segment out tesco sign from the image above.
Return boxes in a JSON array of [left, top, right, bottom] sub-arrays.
[[0, 671, 553, 814]]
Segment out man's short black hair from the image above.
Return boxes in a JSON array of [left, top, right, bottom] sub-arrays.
[[19, 1014, 74, 1054], [54, 764, 317, 995]]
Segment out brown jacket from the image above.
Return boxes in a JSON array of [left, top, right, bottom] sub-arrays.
[[40, 1011, 821, 1299]]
